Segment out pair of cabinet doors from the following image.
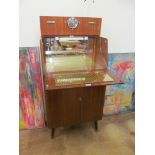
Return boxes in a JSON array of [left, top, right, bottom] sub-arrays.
[[45, 86, 106, 128], [40, 16, 102, 36]]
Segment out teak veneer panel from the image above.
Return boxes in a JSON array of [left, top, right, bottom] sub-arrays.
[[45, 86, 105, 128], [40, 16, 101, 36]]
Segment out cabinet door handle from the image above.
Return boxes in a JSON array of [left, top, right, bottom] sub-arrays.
[[88, 21, 96, 25], [78, 97, 82, 102], [47, 20, 56, 24]]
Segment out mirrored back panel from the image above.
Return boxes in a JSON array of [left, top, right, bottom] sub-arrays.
[[43, 36, 107, 73]]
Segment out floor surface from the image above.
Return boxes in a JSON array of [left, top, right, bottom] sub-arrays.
[[20, 112, 135, 155]]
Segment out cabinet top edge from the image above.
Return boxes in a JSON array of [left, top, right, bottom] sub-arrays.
[[40, 16, 102, 20]]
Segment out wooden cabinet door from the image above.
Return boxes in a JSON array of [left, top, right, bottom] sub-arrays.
[[80, 86, 106, 122], [45, 86, 105, 128], [62, 88, 81, 126], [40, 16, 64, 36], [83, 18, 102, 36], [63, 17, 101, 36], [45, 88, 81, 128], [40, 16, 101, 36], [45, 90, 64, 128]]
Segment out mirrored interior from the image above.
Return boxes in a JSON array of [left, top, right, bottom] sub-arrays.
[[44, 36, 106, 73]]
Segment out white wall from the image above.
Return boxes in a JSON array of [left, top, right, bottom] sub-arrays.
[[19, 0, 134, 53]]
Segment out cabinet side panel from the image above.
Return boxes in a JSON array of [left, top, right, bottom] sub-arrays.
[[101, 37, 108, 65], [39, 40, 47, 122]]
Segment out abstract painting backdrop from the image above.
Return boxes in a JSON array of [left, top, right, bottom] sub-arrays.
[[19, 47, 44, 129], [104, 53, 135, 115]]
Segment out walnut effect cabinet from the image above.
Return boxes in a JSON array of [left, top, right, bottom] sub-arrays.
[[39, 16, 122, 138], [45, 86, 105, 128]]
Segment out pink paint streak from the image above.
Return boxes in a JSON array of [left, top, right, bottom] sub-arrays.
[[114, 61, 134, 78]]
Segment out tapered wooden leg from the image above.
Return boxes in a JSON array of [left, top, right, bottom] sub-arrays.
[[94, 121, 98, 131], [45, 120, 47, 127], [51, 128, 55, 139]]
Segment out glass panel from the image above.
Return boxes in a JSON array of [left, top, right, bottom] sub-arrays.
[[53, 72, 113, 86], [44, 36, 106, 73]]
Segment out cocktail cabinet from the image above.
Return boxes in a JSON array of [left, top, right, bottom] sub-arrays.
[[39, 16, 122, 138]]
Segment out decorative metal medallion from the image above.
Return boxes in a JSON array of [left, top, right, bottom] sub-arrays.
[[67, 17, 79, 29]]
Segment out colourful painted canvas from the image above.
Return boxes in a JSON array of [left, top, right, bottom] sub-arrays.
[[103, 53, 135, 115], [19, 47, 45, 129]]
